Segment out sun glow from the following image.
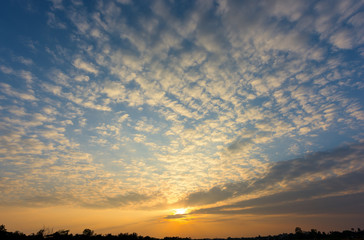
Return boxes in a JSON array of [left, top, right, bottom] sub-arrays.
[[174, 208, 188, 215]]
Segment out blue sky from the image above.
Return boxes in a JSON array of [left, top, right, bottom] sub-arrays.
[[1, 0, 364, 237]]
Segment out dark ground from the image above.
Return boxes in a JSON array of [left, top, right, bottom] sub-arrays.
[[1, 225, 364, 240]]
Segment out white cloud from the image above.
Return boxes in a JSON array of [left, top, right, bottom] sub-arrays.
[[330, 29, 354, 49], [42, 82, 111, 111], [74, 75, 90, 82], [268, 0, 307, 22], [102, 81, 126, 100], [0, 65, 14, 74], [0, 83, 37, 101], [73, 58, 98, 74], [19, 70, 34, 84], [133, 134, 146, 143], [134, 119, 160, 134], [117, 114, 129, 123]]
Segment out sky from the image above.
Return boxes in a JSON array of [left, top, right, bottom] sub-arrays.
[[1, 0, 364, 238]]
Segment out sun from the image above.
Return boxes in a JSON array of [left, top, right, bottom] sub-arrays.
[[174, 208, 188, 215]]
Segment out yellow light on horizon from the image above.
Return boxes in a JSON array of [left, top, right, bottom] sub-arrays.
[[174, 208, 188, 215]]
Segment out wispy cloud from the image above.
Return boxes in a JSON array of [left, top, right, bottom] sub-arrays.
[[73, 58, 99, 75], [182, 143, 364, 214], [14, 56, 34, 65], [0, 83, 37, 101]]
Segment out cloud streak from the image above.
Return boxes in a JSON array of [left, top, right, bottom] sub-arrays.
[[185, 143, 364, 215]]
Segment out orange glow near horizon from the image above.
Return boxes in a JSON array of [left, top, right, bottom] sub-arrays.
[[1, 206, 364, 238]]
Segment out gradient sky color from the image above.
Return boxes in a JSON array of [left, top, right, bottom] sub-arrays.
[[1, 0, 364, 238]]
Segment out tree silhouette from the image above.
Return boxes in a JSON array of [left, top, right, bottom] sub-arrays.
[[36, 228, 45, 238], [0, 225, 6, 232], [295, 227, 303, 234], [0, 224, 364, 240], [83, 229, 94, 237]]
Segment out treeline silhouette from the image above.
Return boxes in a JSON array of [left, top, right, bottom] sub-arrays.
[[1, 225, 364, 240]]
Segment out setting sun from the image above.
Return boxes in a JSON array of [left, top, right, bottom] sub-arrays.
[[174, 208, 188, 215]]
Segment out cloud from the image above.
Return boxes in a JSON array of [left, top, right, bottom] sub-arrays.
[[0, 83, 37, 101], [312, 0, 364, 49], [193, 192, 364, 216], [19, 70, 34, 84], [181, 143, 364, 209], [0, 194, 70, 208], [74, 75, 90, 82], [81, 192, 153, 208], [329, 29, 354, 49], [134, 119, 160, 134], [73, 58, 99, 75], [227, 138, 253, 153], [15, 56, 34, 65], [102, 81, 126, 100], [0, 65, 14, 74], [164, 214, 188, 220], [1, 0, 364, 215], [8, 106, 27, 117], [47, 12, 67, 29], [116, 0, 131, 4], [268, 0, 308, 22], [183, 186, 235, 206], [41, 82, 111, 111], [49, 0, 64, 10]]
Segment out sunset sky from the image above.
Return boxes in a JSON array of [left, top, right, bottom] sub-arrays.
[[1, 0, 364, 238]]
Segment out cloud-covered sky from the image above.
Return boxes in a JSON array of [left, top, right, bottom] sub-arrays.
[[1, 0, 364, 237]]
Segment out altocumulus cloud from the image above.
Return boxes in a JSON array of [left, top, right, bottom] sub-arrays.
[[0, 0, 363, 215]]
